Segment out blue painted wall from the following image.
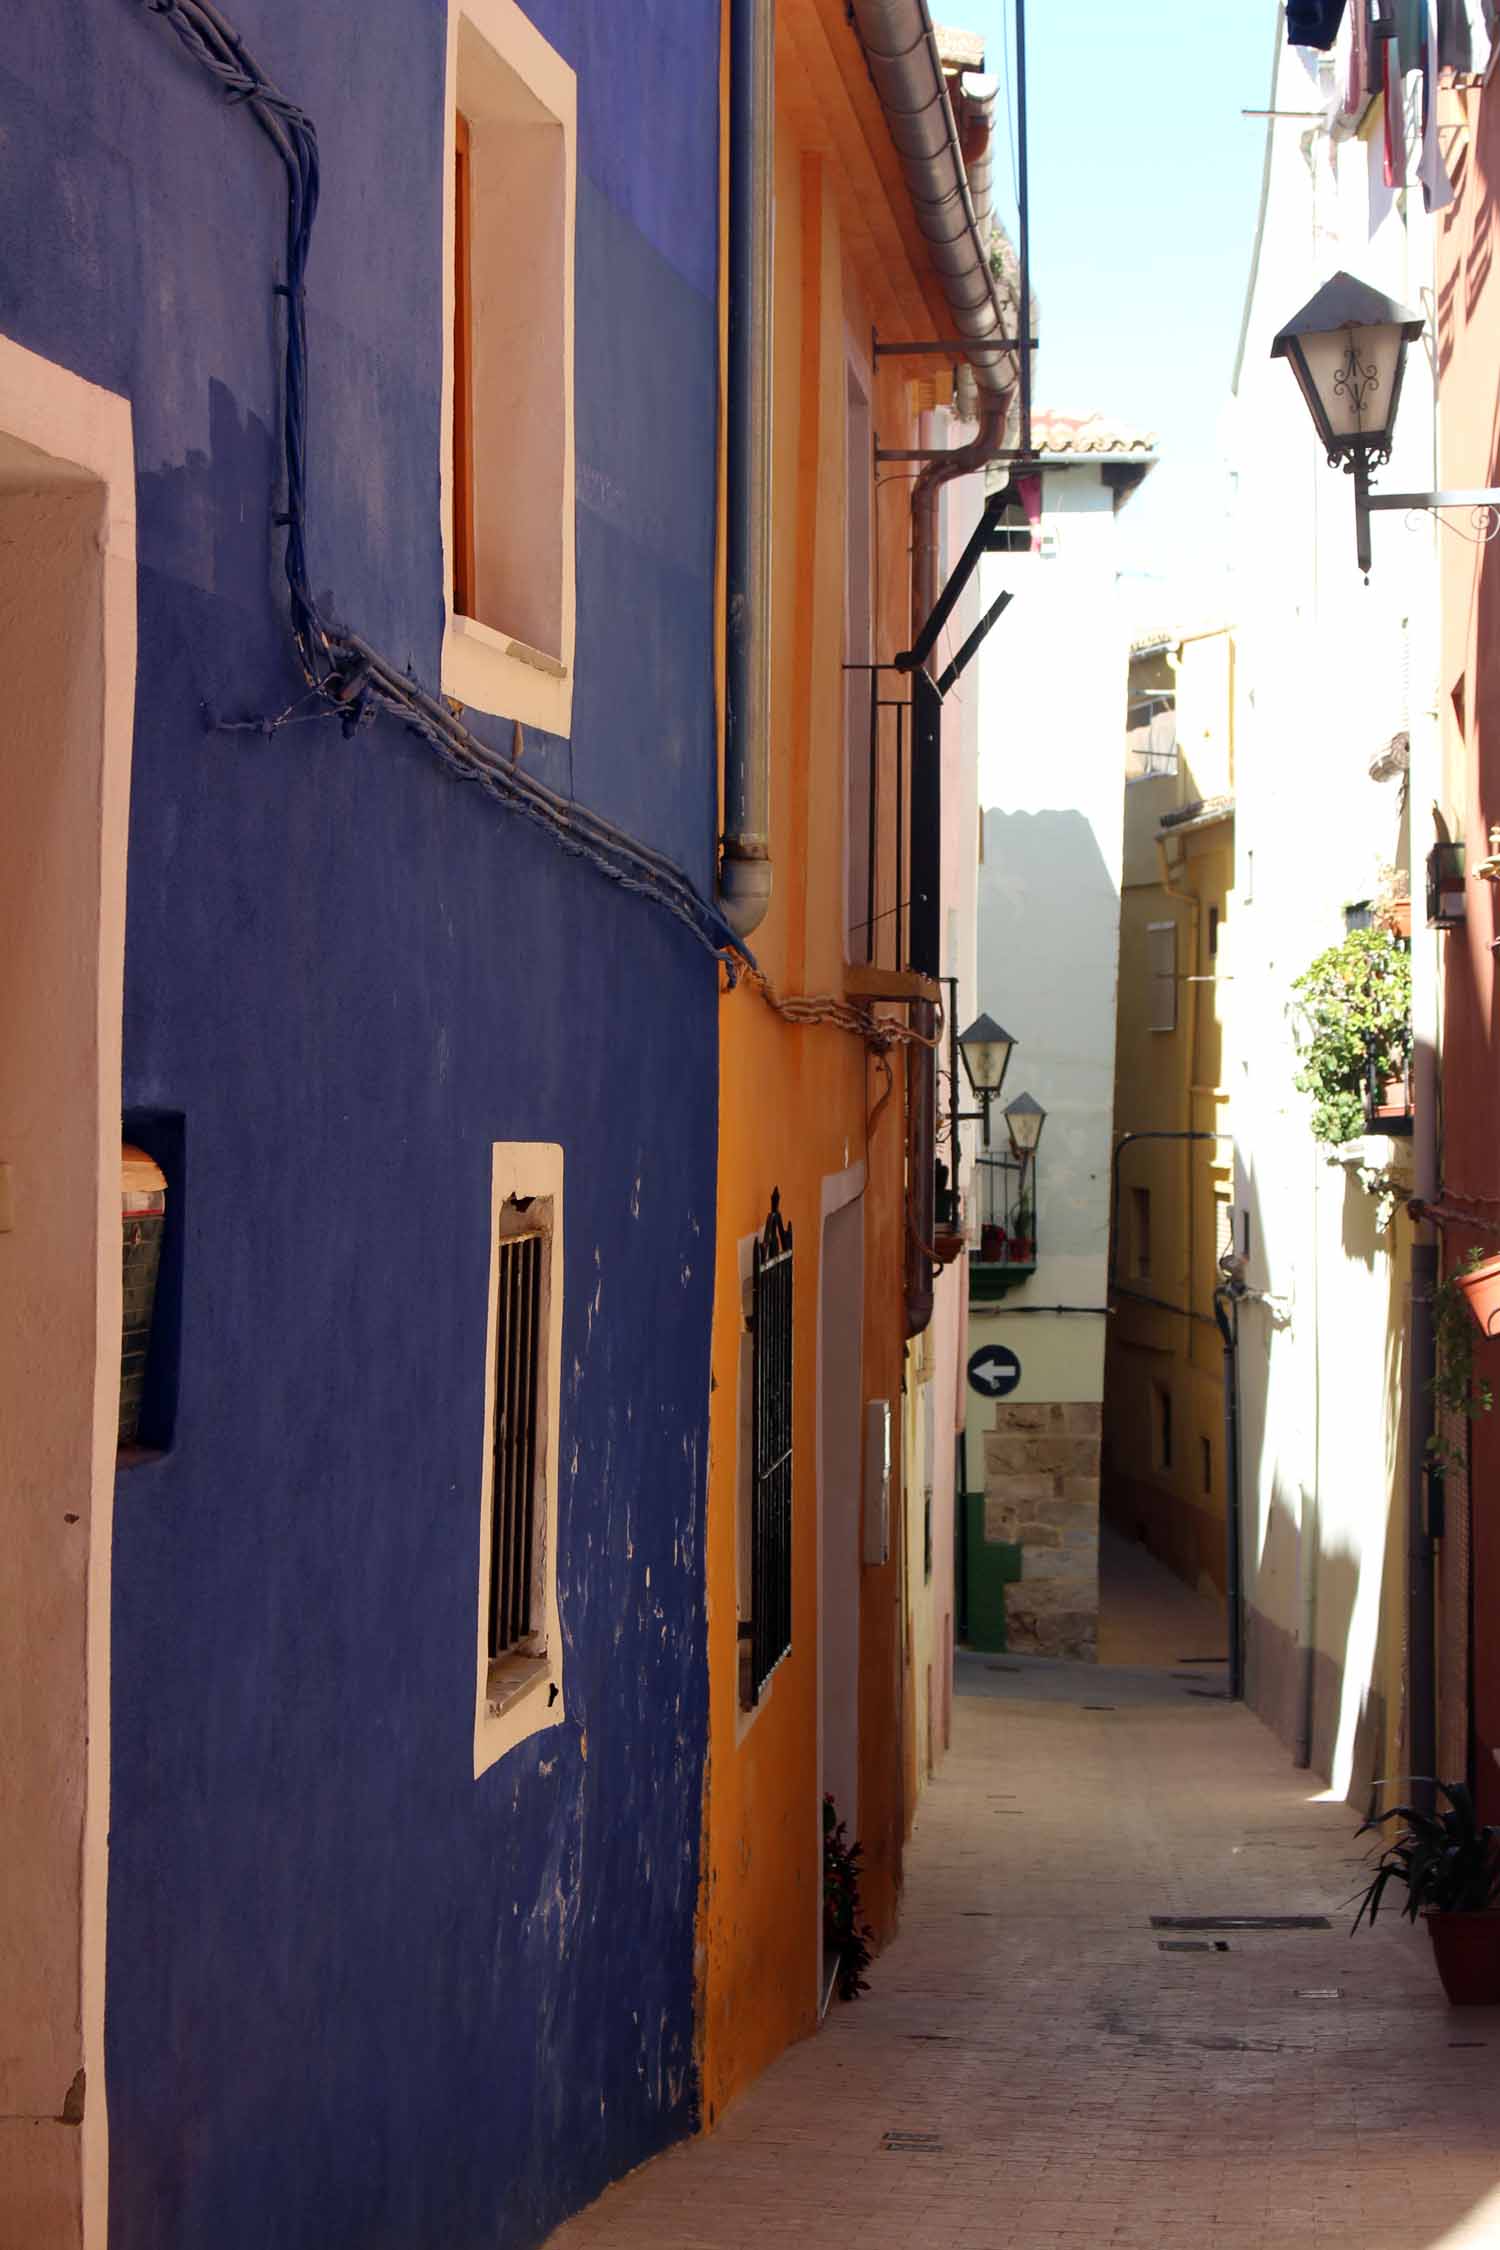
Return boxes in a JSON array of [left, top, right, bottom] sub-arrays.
[[1, 3, 720, 2243]]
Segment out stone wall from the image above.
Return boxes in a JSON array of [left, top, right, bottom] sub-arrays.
[[982, 1400, 1101, 1658]]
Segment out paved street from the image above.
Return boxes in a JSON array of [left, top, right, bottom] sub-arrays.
[[548, 1542, 1500, 2250]]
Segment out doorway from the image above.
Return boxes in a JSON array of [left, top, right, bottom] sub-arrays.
[[0, 338, 135, 2250]]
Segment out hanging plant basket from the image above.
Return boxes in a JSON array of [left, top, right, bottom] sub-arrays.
[[1454, 1253, 1500, 1340]]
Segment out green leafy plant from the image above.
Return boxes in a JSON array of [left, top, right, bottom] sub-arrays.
[[1290, 926, 1411, 1146], [823, 1795, 873, 2000], [1428, 1250, 1495, 1468], [1351, 1779, 1500, 1930]]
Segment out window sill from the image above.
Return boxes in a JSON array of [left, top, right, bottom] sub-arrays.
[[474, 1649, 563, 1777], [443, 611, 573, 735]]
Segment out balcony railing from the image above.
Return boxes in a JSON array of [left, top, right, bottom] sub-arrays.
[[969, 1151, 1038, 1301]]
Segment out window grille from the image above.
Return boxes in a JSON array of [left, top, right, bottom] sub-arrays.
[[746, 1189, 794, 1704], [489, 1221, 545, 1660]]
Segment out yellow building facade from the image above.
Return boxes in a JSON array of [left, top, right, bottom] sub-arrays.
[[1104, 629, 1236, 1599]]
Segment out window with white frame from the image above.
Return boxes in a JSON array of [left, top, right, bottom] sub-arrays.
[[473, 1142, 565, 1777], [444, 0, 576, 736]]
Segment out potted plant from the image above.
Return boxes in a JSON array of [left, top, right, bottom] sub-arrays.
[[1450, 1243, 1500, 1342], [979, 1221, 1006, 1264], [1372, 862, 1412, 941], [1291, 926, 1412, 1146], [1430, 1253, 1499, 1452], [1010, 1193, 1034, 1264], [823, 1796, 873, 2001], [1352, 1780, 1500, 2004]]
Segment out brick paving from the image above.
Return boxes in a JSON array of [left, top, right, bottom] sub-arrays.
[[546, 1551, 1500, 2250]]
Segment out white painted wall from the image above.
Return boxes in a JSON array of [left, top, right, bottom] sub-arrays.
[[1223, 31, 1438, 1794], [970, 465, 1128, 1377]]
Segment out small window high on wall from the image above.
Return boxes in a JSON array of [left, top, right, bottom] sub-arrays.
[[445, 0, 576, 735], [473, 1143, 566, 1777], [1147, 920, 1178, 1032]]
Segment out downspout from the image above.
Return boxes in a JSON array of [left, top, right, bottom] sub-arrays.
[[719, 0, 775, 941], [845, 1, 1022, 1338], [1213, 1284, 1246, 1702], [1156, 826, 1202, 1327]]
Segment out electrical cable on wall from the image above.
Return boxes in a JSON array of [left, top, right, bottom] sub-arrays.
[[138, 0, 746, 971]]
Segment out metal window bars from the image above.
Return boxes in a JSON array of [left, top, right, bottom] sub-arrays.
[[745, 1189, 794, 1703], [489, 1226, 545, 1659]]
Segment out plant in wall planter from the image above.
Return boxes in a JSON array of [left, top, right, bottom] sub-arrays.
[[1449, 1243, 1500, 1342], [822, 1795, 873, 2001], [1290, 926, 1412, 1147], [1010, 1194, 1034, 1265], [1352, 1781, 1500, 2005], [1429, 1251, 1497, 1470]]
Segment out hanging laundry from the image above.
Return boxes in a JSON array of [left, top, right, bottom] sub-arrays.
[[1381, 20, 1407, 185], [1344, 0, 1372, 114], [1288, 0, 1348, 46], [1437, 0, 1473, 67], [1394, 0, 1425, 70], [1419, 0, 1455, 208]]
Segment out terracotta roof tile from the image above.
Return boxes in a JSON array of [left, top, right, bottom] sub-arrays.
[[1026, 409, 1157, 457]]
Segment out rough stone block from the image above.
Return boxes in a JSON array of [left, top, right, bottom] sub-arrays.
[[986, 1470, 1057, 1509], [993, 1401, 1051, 1434], [1060, 1401, 1103, 1437], [1060, 1474, 1101, 1508], [1016, 1522, 1062, 1549], [984, 1497, 1021, 1543]]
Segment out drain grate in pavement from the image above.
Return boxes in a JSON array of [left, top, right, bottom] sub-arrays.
[[1151, 1914, 1331, 1931], [1293, 1987, 1343, 1999], [906, 2033, 953, 2043], [1450, 2040, 1487, 2049], [1159, 1939, 1230, 1953], [881, 2130, 943, 2153], [1179, 1655, 1228, 1665], [1081, 1703, 1117, 1711]]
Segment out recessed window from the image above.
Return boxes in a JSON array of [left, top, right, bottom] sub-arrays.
[[1208, 905, 1220, 958], [1132, 1186, 1152, 1281], [444, 0, 576, 733], [1201, 1435, 1213, 1495], [474, 1143, 565, 1777], [742, 1190, 794, 1707]]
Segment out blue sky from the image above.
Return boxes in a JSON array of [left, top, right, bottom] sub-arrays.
[[957, 0, 1278, 615]]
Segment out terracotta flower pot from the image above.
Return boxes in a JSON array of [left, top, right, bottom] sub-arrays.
[[931, 1227, 966, 1267], [1010, 1236, 1034, 1265], [1455, 1252, 1500, 1339], [980, 1223, 1005, 1263], [1426, 1909, 1500, 2005], [1377, 899, 1412, 939]]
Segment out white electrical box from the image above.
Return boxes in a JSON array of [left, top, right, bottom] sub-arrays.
[[863, 1398, 892, 1566]]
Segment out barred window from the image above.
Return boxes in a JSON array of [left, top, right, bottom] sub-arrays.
[[488, 1214, 546, 1660], [473, 1144, 565, 1779], [743, 1190, 793, 1705]]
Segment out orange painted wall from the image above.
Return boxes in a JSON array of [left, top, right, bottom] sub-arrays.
[[697, 6, 942, 2128], [1435, 79, 1500, 1820]]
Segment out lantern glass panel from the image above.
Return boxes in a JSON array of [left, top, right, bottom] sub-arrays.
[[1297, 322, 1404, 451]]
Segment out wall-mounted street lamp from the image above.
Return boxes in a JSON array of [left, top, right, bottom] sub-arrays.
[[956, 1013, 1015, 1146], [1002, 1090, 1046, 1160], [1272, 271, 1500, 577]]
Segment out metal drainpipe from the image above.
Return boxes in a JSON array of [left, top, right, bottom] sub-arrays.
[[1213, 1284, 1246, 1702], [844, 0, 1020, 1338], [718, 0, 775, 941]]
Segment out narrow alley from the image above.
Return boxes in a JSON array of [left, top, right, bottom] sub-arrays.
[[548, 1541, 1500, 2250]]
